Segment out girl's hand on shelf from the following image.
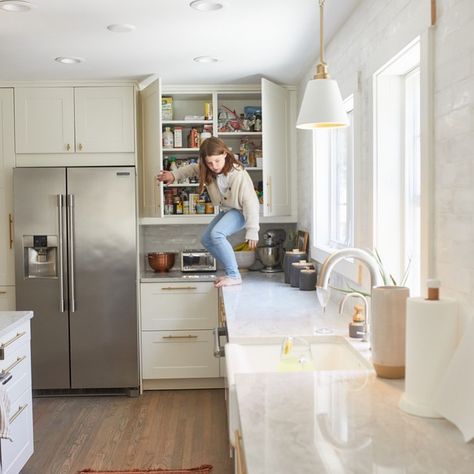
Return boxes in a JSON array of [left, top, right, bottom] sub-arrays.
[[157, 170, 175, 185]]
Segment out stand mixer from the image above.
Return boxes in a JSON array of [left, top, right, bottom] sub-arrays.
[[257, 228, 286, 272]]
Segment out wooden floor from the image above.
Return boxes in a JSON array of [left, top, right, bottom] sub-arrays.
[[22, 389, 233, 474]]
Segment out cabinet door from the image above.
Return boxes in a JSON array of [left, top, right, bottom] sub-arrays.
[[139, 78, 162, 216], [0, 286, 15, 310], [75, 86, 135, 153], [141, 282, 218, 330], [262, 78, 292, 216], [142, 330, 219, 379], [14, 87, 75, 153], [0, 89, 15, 287]]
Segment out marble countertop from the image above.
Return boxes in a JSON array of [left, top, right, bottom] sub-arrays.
[[222, 272, 348, 340], [141, 270, 218, 283], [221, 273, 474, 473], [0, 311, 33, 338]]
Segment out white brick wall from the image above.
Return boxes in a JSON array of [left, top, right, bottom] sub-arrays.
[[296, 0, 474, 328]]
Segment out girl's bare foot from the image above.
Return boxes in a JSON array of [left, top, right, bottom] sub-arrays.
[[214, 276, 242, 288], [215, 275, 226, 283]]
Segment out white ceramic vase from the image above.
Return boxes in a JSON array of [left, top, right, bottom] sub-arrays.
[[370, 286, 410, 379]]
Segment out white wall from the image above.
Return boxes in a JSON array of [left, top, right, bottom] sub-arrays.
[[296, 0, 474, 328]]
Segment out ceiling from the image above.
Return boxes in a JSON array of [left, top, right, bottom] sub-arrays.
[[0, 0, 361, 85]]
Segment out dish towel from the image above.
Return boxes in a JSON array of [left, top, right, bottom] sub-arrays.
[[433, 317, 474, 442], [0, 382, 12, 441]]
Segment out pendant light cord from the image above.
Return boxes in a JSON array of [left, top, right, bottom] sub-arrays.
[[315, 0, 329, 79], [319, 0, 325, 65]]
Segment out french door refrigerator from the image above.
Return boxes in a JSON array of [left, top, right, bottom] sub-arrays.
[[13, 167, 138, 392]]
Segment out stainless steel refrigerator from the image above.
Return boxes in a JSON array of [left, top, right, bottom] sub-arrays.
[[13, 167, 138, 392]]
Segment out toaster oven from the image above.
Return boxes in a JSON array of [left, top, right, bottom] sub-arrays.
[[181, 249, 216, 272]]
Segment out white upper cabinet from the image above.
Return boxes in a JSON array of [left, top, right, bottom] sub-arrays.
[[74, 87, 135, 153], [15, 87, 75, 154], [0, 88, 15, 288], [15, 86, 135, 154]]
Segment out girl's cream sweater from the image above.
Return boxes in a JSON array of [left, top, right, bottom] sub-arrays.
[[171, 164, 260, 241]]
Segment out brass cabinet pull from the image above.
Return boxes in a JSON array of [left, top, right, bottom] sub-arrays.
[[8, 213, 13, 249], [266, 176, 272, 212], [1, 355, 26, 375], [0, 291, 6, 295], [162, 335, 198, 339], [161, 286, 197, 291], [9, 403, 27, 424], [78, 143, 83, 151], [66, 143, 71, 151], [235, 430, 247, 474]]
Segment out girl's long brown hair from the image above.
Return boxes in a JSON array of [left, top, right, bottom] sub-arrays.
[[198, 137, 242, 193]]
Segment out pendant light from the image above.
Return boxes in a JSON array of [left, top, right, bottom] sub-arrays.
[[296, 0, 348, 129]]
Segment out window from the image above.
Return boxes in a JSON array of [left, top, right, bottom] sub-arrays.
[[373, 38, 421, 294], [313, 96, 354, 260]]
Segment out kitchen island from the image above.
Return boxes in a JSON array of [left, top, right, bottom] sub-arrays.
[[0, 310, 34, 474], [221, 273, 474, 473]]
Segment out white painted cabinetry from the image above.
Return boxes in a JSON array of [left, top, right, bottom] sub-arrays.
[[139, 79, 296, 223], [0, 318, 34, 474], [140, 281, 220, 387], [0, 89, 16, 310], [14, 86, 135, 165]]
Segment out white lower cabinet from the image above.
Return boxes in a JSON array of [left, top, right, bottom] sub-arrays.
[[142, 330, 218, 379], [140, 281, 220, 385], [0, 319, 34, 474]]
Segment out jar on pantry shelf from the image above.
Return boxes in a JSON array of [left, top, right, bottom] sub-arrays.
[[163, 127, 173, 148], [173, 127, 183, 148], [200, 130, 212, 145], [196, 201, 206, 214], [188, 128, 200, 148], [205, 203, 214, 214]]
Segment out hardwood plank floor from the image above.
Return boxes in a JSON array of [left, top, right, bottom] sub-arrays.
[[22, 389, 233, 474]]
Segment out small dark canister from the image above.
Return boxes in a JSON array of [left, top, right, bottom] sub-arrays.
[[299, 268, 317, 291], [290, 261, 313, 288], [283, 250, 307, 284]]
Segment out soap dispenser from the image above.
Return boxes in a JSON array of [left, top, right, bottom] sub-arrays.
[[349, 304, 365, 339]]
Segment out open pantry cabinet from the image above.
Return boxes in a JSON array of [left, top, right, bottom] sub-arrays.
[[138, 78, 296, 223]]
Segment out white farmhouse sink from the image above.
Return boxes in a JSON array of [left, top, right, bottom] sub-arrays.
[[225, 335, 373, 386], [225, 335, 373, 447]]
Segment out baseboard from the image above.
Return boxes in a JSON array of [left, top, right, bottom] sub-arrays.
[[142, 377, 224, 390]]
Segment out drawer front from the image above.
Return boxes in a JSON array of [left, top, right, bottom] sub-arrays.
[[142, 330, 219, 379], [2, 339, 31, 404], [0, 287, 15, 311], [141, 282, 218, 330], [0, 389, 34, 474], [0, 322, 30, 362]]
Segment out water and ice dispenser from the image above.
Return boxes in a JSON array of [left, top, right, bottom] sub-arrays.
[[23, 235, 58, 278]]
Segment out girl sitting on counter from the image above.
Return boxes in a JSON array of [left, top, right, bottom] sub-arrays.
[[157, 137, 259, 288]]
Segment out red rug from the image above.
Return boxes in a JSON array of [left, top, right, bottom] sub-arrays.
[[78, 466, 213, 474]]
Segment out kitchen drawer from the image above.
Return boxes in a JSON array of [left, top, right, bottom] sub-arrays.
[[142, 330, 219, 379], [141, 282, 218, 330], [0, 388, 34, 474], [0, 322, 30, 362], [0, 286, 15, 311], [2, 338, 31, 404]]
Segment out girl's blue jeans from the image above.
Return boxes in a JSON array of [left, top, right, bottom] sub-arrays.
[[201, 209, 245, 279]]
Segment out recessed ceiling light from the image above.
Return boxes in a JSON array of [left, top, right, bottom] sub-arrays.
[[107, 24, 136, 33], [189, 0, 223, 12], [55, 57, 85, 65], [0, 0, 36, 12], [193, 56, 219, 63]]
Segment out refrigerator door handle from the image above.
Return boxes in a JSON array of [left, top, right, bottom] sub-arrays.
[[57, 194, 65, 312], [67, 194, 76, 312]]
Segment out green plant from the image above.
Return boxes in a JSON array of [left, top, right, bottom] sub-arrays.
[[331, 248, 412, 297]]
